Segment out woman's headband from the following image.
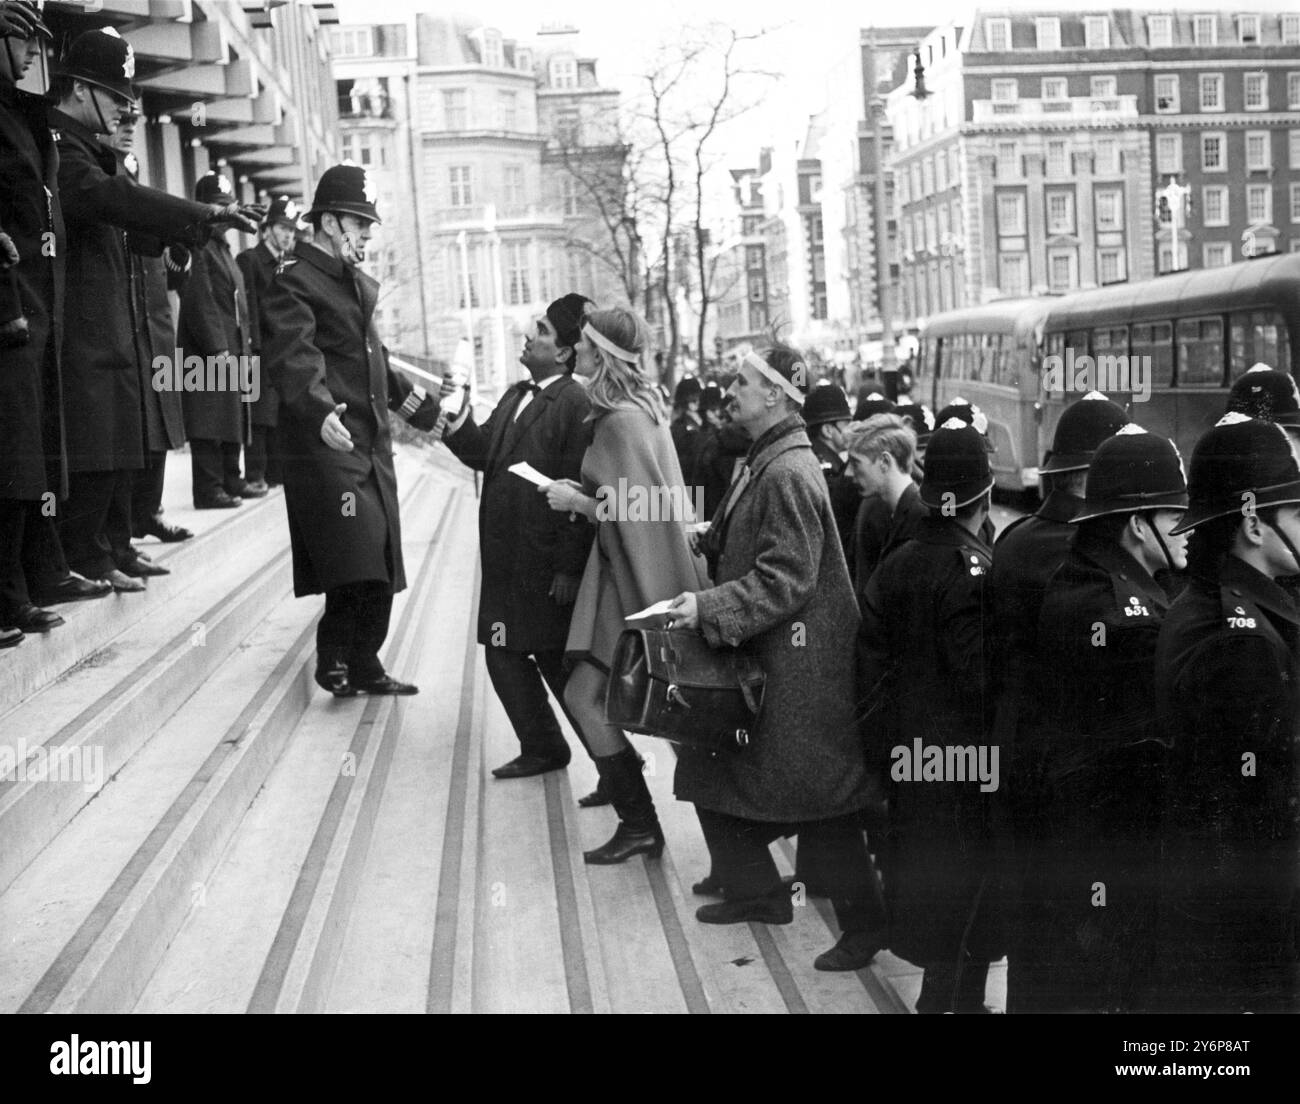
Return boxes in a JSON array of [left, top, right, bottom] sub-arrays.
[[742, 351, 806, 407], [583, 322, 639, 364]]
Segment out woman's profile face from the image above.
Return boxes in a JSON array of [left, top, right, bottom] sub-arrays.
[[573, 331, 599, 378]]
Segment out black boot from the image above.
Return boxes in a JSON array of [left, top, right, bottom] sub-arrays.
[[583, 747, 664, 865]]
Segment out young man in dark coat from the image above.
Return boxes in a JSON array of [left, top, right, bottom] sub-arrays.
[[858, 420, 1004, 1012], [1154, 415, 1300, 1013], [1020, 427, 1187, 1013], [259, 164, 439, 698], [801, 383, 860, 570], [177, 171, 260, 510], [844, 413, 925, 602], [236, 196, 299, 491], [49, 28, 257, 589], [442, 294, 602, 785]]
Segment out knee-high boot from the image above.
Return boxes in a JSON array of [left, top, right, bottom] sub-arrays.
[[583, 747, 665, 865]]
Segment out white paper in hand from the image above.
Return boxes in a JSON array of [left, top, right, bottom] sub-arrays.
[[508, 462, 553, 487], [625, 599, 676, 622]]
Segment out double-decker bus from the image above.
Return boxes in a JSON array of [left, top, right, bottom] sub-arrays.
[[915, 252, 1300, 494]]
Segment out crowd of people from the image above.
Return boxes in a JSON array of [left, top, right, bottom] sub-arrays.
[[5, 5, 1297, 1016]]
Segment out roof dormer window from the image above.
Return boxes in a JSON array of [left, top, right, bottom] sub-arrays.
[[481, 28, 503, 68], [550, 55, 577, 89], [1237, 14, 1260, 44]]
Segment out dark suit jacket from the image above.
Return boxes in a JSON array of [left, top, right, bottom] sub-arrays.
[[235, 240, 283, 427], [444, 375, 594, 653]]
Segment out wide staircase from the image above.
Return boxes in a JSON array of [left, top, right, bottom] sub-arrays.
[[0, 441, 1004, 1014]]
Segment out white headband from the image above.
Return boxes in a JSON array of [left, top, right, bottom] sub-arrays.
[[583, 322, 639, 364], [743, 351, 806, 407]]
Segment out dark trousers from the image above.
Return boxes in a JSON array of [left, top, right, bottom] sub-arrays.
[[695, 807, 884, 935], [484, 646, 588, 761], [916, 958, 992, 1014], [131, 449, 169, 534], [317, 580, 394, 683], [190, 439, 242, 500], [21, 506, 69, 592], [246, 424, 282, 485], [0, 499, 33, 623], [60, 469, 134, 578], [105, 470, 137, 570]]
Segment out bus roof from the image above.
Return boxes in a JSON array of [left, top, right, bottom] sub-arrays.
[[921, 298, 1055, 339], [1045, 252, 1300, 332]]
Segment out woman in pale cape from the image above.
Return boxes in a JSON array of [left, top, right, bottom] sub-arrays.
[[544, 307, 709, 863]]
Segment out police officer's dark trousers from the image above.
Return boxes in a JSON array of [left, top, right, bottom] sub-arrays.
[[190, 439, 242, 501], [484, 647, 580, 762], [317, 580, 393, 682], [59, 470, 132, 578]]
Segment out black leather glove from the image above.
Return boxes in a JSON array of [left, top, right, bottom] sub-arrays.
[[203, 203, 262, 236]]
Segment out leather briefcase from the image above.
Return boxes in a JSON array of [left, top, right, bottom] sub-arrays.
[[606, 628, 765, 753]]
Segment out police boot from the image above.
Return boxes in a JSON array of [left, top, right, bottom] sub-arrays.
[[583, 747, 664, 865]]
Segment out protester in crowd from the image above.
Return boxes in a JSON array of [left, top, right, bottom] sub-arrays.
[[667, 345, 885, 972], [1021, 426, 1187, 1013], [260, 163, 438, 698], [177, 170, 260, 510], [236, 196, 299, 491], [51, 28, 256, 592], [1155, 415, 1300, 1013], [104, 107, 191, 555], [858, 421, 1004, 1012], [670, 375, 706, 504], [443, 294, 608, 800], [801, 382, 860, 565], [691, 380, 748, 521], [844, 414, 924, 601], [542, 307, 708, 864]]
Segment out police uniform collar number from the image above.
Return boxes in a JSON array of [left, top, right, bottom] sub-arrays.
[[1217, 555, 1300, 630]]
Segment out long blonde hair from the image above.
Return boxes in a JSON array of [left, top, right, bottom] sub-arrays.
[[583, 307, 665, 425]]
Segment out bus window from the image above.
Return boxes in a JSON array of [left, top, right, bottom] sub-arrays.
[[1228, 310, 1287, 381], [1067, 330, 1091, 359], [978, 334, 996, 383], [1131, 321, 1174, 387], [1176, 317, 1225, 387], [1000, 335, 1021, 388]]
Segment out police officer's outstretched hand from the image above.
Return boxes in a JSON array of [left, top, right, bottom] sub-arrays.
[[203, 202, 262, 236], [321, 403, 354, 452]]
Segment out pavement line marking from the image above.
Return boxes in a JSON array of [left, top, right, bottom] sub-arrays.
[[426, 562, 482, 1014], [748, 921, 809, 1014], [643, 856, 712, 1014], [248, 492, 453, 1013], [542, 772, 594, 1014]]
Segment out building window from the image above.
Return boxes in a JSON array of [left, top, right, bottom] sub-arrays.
[[516, 47, 533, 72], [1084, 16, 1110, 48], [1148, 15, 1173, 47], [1046, 191, 1075, 233], [1046, 139, 1069, 179], [1246, 183, 1272, 224], [898, 171, 909, 206], [999, 254, 1028, 296], [560, 175, 578, 216], [997, 192, 1026, 235], [1154, 74, 1179, 112], [537, 243, 554, 300], [949, 147, 960, 186], [503, 164, 524, 209], [505, 241, 531, 305], [746, 245, 764, 270], [1096, 188, 1124, 231], [1285, 15, 1300, 46], [1237, 14, 1260, 44], [996, 141, 1018, 178], [498, 91, 517, 131], [1290, 183, 1300, 223], [1244, 73, 1267, 110], [811, 215, 824, 246], [920, 157, 933, 194], [1204, 242, 1231, 267], [748, 275, 765, 303], [1194, 15, 1217, 46], [1203, 185, 1230, 226], [1036, 18, 1060, 49], [935, 152, 947, 191], [991, 79, 1018, 102], [1098, 249, 1126, 284], [331, 27, 373, 58], [449, 165, 473, 207], [938, 203, 949, 237], [481, 29, 503, 68], [1201, 132, 1225, 171], [1199, 74, 1223, 111], [1291, 130, 1300, 168], [1042, 76, 1067, 100], [911, 163, 923, 198], [550, 56, 577, 89], [1289, 74, 1300, 109], [1094, 138, 1120, 175], [443, 89, 468, 131], [1048, 251, 1076, 291], [1246, 131, 1271, 170], [555, 110, 580, 147], [1090, 75, 1117, 99], [1158, 245, 1174, 273], [986, 18, 1011, 51], [1157, 133, 1183, 174]]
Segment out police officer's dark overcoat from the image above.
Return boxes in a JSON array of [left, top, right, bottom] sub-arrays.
[[260, 241, 436, 597], [235, 239, 282, 429], [52, 109, 209, 472], [177, 234, 251, 444], [1, 82, 65, 499]]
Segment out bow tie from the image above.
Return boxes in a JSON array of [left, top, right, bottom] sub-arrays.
[[516, 380, 540, 395]]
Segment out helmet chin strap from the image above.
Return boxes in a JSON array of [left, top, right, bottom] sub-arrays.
[[88, 86, 113, 140], [1261, 514, 1300, 577], [1143, 510, 1177, 575]]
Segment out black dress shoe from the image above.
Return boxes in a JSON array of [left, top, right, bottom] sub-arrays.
[[30, 573, 112, 605], [0, 626, 24, 648], [492, 754, 569, 779], [95, 569, 146, 593], [9, 604, 64, 632], [813, 929, 887, 972], [140, 517, 193, 542], [314, 662, 355, 697], [353, 674, 418, 695], [195, 490, 242, 509], [119, 557, 171, 578], [696, 894, 793, 926], [226, 480, 267, 499], [691, 873, 726, 897]]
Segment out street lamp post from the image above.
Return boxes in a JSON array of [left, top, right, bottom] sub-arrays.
[[1156, 176, 1191, 272]]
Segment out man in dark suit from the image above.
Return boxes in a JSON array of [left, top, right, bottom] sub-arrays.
[[443, 294, 602, 784]]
